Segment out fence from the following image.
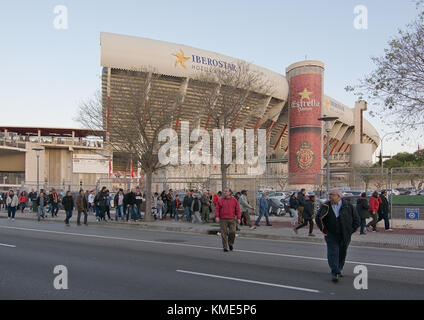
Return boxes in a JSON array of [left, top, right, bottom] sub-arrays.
[[6, 167, 424, 223]]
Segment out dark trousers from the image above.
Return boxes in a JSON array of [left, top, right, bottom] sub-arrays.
[[324, 233, 350, 276], [52, 203, 59, 216], [366, 212, 378, 231], [105, 206, 111, 220], [77, 210, 88, 225], [219, 219, 236, 250], [378, 212, 390, 230], [65, 210, 72, 224], [8, 206, 16, 219], [295, 218, 314, 234], [360, 218, 367, 233]]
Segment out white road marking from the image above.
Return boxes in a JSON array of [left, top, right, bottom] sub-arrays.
[[0, 243, 16, 248], [176, 269, 320, 293], [1, 225, 423, 272]]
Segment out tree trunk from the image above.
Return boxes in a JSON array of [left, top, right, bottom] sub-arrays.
[[144, 169, 153, 221], [221, 164, 227, 191]]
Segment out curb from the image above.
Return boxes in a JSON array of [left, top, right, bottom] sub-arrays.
[[2, 214, 423, 251]]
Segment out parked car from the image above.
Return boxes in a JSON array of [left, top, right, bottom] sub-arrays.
[[268, 198, 285, 216]]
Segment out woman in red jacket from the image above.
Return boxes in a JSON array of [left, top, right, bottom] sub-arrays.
[[366, 191, 381, 232], [19, 192, 28, 213]]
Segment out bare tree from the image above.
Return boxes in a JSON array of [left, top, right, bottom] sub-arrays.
[[76, 70, 185, 221], [194, 62, 273, 190], [346, 0, 424, 136]]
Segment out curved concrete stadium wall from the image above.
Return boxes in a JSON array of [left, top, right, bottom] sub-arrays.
[[350, 143, 374, 166], [100, 32, 289, 101], [323, 95, 379, 145]]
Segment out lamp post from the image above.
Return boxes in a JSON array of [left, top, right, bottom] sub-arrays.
[[318, 115, 339, 196], [32, 147, 44, 193], [380, 131, 400, 176]]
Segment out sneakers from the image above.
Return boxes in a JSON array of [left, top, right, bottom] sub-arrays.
[[385, 229, 393, 231], [308, 233, 315, 237], [223, 248, 229, 252], [360, 232, 366, 235], [266, 224, 272, 226], [249, 226, 256, 230]]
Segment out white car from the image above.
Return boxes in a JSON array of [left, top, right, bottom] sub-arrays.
[[268, 192, 288, 202]]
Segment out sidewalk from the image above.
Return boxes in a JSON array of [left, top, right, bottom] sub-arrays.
[[1, 210, 423, 250]]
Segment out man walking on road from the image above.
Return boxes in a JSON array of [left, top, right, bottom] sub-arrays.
[[316, 189, 360, 283], [215, 188, 241, 252]]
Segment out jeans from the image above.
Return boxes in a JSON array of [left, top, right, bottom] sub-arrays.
[[136, 204, 142, 220], [115, 205, 124, 221], [19, 202, 26, 213], [65, 210, 73, 224], [127, 205, 137, 221], [289, 209, 299, 226], [192, 211, 202, 223], [255, 209, 270, 225], [52, 203, 59, 216], [37, 206, 46, 221], [8, 206, 16, 219], [185, 207, 191, 222], [377, 212, 391, 230], [324, 233, 350, 276], [360, 218, 367, 233]]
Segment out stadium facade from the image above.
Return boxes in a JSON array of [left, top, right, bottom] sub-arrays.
[[100, 32, 380, 189]]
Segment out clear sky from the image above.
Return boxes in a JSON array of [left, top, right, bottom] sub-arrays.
[[0, 0, 420, 157]]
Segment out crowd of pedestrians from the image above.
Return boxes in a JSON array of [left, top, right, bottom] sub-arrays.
[[0, 185, 397, 283]]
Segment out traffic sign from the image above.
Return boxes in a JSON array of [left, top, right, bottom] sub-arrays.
[[405, 208, 419, 220]]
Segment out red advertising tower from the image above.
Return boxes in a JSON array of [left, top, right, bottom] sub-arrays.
[[286, 61, 324, 185]]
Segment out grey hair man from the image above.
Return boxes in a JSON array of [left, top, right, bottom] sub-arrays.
[[315, 189, 360, 283]]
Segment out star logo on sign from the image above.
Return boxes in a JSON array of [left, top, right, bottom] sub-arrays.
[[299, 88, 313, 100], [172, 49, 190, 69]]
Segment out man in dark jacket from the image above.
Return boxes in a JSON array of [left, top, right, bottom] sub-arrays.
[[183, 190, 193, 222], [356, 193, 369, 235], [297, 188, 306, 224], [294, 195, 315, 236], [76, 189, 89, 226], [125, 188, 137, 222], [377, 190, 392, 231], [62, 191, 74, 227], [315, 189, 360, 283]]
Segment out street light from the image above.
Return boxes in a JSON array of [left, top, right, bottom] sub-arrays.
[[318, 115, 339, 196], [32, 147, 44, 193], [380, 131, 400, 175]]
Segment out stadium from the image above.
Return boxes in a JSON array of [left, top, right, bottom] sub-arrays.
[[100, 32, 380, 190]]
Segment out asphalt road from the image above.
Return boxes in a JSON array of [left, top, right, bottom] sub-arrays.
[[1, 218, 423, 300]]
